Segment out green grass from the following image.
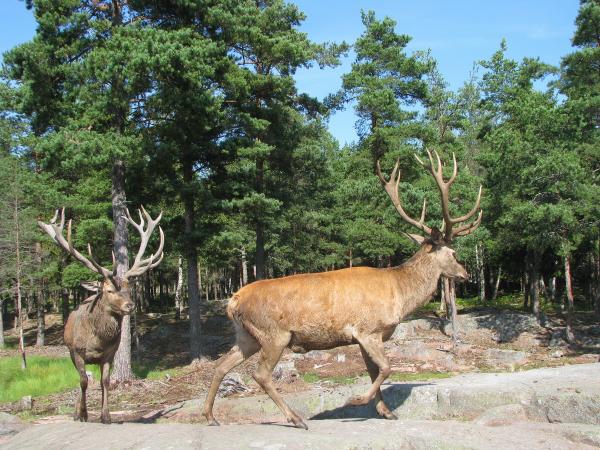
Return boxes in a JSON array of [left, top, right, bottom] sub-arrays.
[[0, 356, 101, 404], [0, 356, 188, 404], [132, 363, 184, 380], [421, 293, 569, 314], [301, 372, 360, 385], [388, 371, 453, 382], [301, 370, 453, 385], [2, 336, 18, 349]]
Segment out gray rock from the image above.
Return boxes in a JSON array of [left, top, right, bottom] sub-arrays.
[[273, 361, 298, 381], [473, 403, 530, 426], [4, 417, 600, 449], [549, 329, 568, 347], [441, 310, 542, 343], [0, 413, 26, 440], [391, 322, 414, 340], [217, 373, 251, 397], [484, 349, 528, 366], [19, 396, 33, 411], [304, 350, 331, 362]]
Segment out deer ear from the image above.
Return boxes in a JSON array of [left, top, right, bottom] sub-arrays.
[[430, 227, 445, 246], [81, 281, 101, 293], [403, 232, 426, 245]]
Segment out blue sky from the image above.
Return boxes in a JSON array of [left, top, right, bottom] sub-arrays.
[[1, 1, 580, 145]]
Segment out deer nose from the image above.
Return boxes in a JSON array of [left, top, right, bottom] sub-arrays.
[[123, 302, 135, 314]]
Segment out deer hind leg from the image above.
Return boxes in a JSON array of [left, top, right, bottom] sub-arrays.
[[71, 352, 88, 422], [359, 345, 397, 420], [202, 326, 259, 426], [100, 361, 111, 424], [345, 334, 391, 409], [253, 333, 307, 430]]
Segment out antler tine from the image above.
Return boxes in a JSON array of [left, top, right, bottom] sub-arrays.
[[417, 148, 483, 241], [124, 226, 165, 278], [419, 198, 427, 223], [38, 208, 113, 279], [433, 149, 443, 178], [111, 251, 117, 276], [454, 210, 483, 237], [123, 206, 165, 280], [454, 185, 483, 224], [448, 153, 458, 185], [50, 209, 59, 224], [376, 159, 432, 236]]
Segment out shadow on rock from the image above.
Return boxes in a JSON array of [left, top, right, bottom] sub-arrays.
[[310, 383, 429, 420]]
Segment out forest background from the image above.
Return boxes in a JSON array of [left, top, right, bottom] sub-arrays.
[[0, 0, 598, 381]]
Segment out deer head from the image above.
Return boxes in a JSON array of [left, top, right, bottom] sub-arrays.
[[376, 149, 482, 281], [38, 206, 165, 315]]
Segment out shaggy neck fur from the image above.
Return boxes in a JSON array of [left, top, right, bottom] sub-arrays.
[[390, 244, 442, 318], [84, 293, 122, 343]]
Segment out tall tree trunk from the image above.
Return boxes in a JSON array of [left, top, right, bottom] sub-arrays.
[[61, 288, 70, 325], [111, 158, 133, 381], [183, 160, 203, 361], [0, 297, 4, 349], [549, 276, 557, 303], [594, 239, 600, 318], [491, 266, 502, 301], [175, 256, 184, 318], [35, 292, 45, 347], [523, 256, 530, 310], [14, 197, 26, 369], [475, 243, 486, 301], [443, 277, 459, 343], [34, 243, 45, 346], [564, 254, 575, 343], [530, 251, 540, 321], [241, 247, 248, 286], [255, 223, 265, 280], [255, 156, 265, 280]]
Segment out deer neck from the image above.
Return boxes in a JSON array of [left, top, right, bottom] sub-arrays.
[[391, 247, 443, 318], [87, 293, 123, 342]]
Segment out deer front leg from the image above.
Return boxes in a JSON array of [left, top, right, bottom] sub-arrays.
[[100, 362, 111, 424], [71, 353, 88, 422], [359, 344, 397, 419], [345, 334, 391, 408]]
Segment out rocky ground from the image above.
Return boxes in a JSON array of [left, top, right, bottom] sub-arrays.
[[2, 307, 600, 448], [2, 363, 600, 449]]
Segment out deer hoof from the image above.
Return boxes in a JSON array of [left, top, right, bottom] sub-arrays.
[[207, 418, 220, 426], [381, 410, 398, 420], [376, 404, 397, 420], [288, 415, 308, 430]]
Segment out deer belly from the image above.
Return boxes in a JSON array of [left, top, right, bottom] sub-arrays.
[[289, 327, 354, 352]]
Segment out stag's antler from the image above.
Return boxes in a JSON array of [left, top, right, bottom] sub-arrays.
[[38, 208, 118, 286], [377, 149, 482, 242], [414, 149, 482, 241], [122, 206, 164, 279], [376, 159, 431, 236]]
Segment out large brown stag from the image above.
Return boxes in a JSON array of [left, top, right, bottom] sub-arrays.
[[202, 150, 482, 430], [38, 207, 164, 424]]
